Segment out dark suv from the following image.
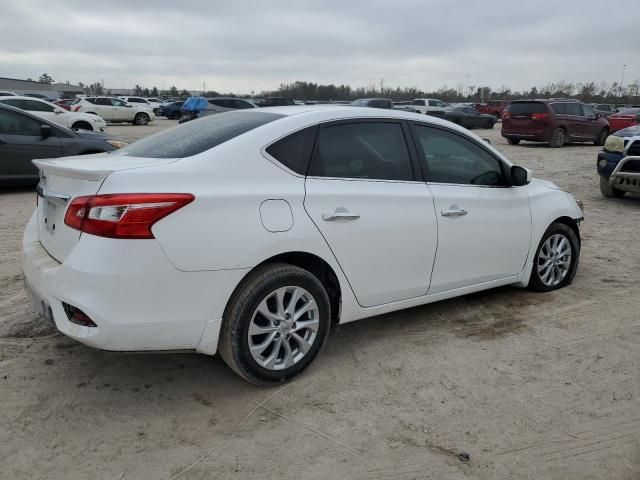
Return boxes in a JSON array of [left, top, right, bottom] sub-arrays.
[[502, 99, 610, 147]]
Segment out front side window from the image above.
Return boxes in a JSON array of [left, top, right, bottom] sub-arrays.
[[310, 122, 413, 181], [428, 100, 437, 106], [111, 98, 127, 107], [0, 109, 44, 136], [582, 104, 596, 117], [413, 125, 505, 186], [233, 99, 254, 109]]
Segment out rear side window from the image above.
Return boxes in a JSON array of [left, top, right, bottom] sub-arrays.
[[114, 111, 284, 159], [24, 100, 54, 112], [507, 102, 546, 114], [566, 103, 581, 116], [310, 122, 414, 181], [550, 103, 567, 114], [85, 98, 98, 104], [413, 100, 426, 106], [265, 127, 316, 175], [0, 108, 43, 136], [95, 98, 112, 106]]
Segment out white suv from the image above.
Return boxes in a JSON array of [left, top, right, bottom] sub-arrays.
[[0, 96, 107, 131], [72, 97, 155, 125]]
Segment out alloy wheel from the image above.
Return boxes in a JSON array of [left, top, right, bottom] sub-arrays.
[[248, 286, 320, 370], [537, 233, 572, 287]]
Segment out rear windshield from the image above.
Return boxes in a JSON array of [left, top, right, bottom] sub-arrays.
[[507, 102, 547, 114], [113, 111, 284, 158]]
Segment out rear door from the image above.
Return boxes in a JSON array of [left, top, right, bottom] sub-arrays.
[[410, 123, 531, 293], [0, 108, 61, 183], [110, 98, 133, 121], [304, 120, 438, 307]]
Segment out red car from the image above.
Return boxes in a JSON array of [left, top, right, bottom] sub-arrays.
[[476, 100, 510, 119], [607, 108, 640, 133], [53, 98, 76, 111]]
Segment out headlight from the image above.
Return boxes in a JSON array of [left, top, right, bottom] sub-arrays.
[[106, 140, 128, 149], [598, 159, 608, 168], [603, 135, 624, 153]]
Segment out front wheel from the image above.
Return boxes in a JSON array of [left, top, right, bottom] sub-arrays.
[[528, 223, 580, 292], [594, 127, 609, 146], [71, 121, 92, 131], [599, 176, 625, 198], [507, 137, 521, 145], [133, 113, 150, 125], [218, 263, 331, 384]]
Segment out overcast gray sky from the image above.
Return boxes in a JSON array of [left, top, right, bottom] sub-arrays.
[[1, 0, 637, 93]]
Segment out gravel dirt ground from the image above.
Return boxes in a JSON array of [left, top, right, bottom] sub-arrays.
[[1, 119, 638, 479]]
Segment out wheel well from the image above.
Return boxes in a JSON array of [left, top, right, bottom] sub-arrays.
[[553, 216, 581, 245], [257, 252, 342, 324]]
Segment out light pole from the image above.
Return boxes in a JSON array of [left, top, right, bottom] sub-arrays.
[[620, 64, 627, 99]]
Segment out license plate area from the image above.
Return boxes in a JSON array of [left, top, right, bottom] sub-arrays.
[[44, 200, 57, 234]]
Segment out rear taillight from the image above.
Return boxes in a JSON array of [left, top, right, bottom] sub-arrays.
[[502, 111, 511, 119], [64, 193, 194, 239], [73, 106, 81, 112], [62, 302, 97, 327], [531, 113, 548, 120]]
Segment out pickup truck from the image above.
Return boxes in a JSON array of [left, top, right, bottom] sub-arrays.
[[409, 98, 449, 115], [476, 100, 510, 119]]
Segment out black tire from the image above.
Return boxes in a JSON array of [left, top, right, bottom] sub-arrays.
[[594, 127, 609, 146], [218, 263, 331, 385], [507, 137, 521, 145], [133, 113, 150, 126], [484, 120, 495, 129], [71, 121, 92, 131], [599, 176, 625, 198], [493, 112, 501, 120], [549, 128, 566, 148], [528, 222, 580, 292], [170, 111, 181, 120]]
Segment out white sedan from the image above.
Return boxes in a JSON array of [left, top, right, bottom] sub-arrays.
[[22, 107, 583, 384], [0, 96, 106, 131]]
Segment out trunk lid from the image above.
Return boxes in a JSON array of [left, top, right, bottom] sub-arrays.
[[33, 153, 177, 262]]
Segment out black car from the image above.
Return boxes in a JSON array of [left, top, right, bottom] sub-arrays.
[[0, 103, 124, 186], [179, 97, 257, 124], [158, 101, 184, 119], [442, 106, 496, 129], [255, 97, 295, 107], [350, 98, 394, 109]]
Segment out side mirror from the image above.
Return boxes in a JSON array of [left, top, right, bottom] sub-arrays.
[[54, 109, 63, 114], [40, 125, 52, 139], [511, 165, 532, 186]]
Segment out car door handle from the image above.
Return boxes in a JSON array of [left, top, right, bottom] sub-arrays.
[[322, 209, 360, 221], [441, 208, 468, 217]]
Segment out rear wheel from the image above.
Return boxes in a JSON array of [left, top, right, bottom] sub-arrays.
[[507, 137, 521, 145], [493, 112, 501, 120], [549, 128, 566, 148], [528, 222, 579, 292], [484, 120, 495, 129], [170, 111, 181, 120], [594, 127, 609, 146], [218, 263, 331, 384], [599, 176, 625, 198], [133, 113, 150, 125], [71, 121, 92, 131]]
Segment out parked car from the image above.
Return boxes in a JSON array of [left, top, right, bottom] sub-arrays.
[[393, 102, 420, 113], [158, 101, 184, 119], [590, 104, 616, 117], [502, 99, 610, 147], [476, 100, 510, 119], [409, 98, 449, 115], [255, 97, 295, 107], [71, 97, 155, 125], [118, 96, 163, 114], [0, 103, 125, 186], [53, 98, 76, 111], [441, 106, 497, 129], [606, 107, 640, 133], [350, 98, 393, 109], [179, 96, 257, 123], [22, 106, 583, 384], [0, 96, 107, 132], [596, 125, 640, 198]]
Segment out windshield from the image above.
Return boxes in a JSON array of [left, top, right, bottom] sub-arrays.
[[112, 111, 284, 158]]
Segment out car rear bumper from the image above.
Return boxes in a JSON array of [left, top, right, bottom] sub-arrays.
[[21, 212, 249, 355]]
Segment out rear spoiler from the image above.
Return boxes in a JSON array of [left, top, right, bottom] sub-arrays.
[[33, 158, 114, 182]]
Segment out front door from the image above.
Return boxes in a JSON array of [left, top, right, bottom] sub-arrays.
[[410, 123, 532, 294], [0, 108, 62, 183], [304, 120, 438, 307], [110, 98, 132, 121]]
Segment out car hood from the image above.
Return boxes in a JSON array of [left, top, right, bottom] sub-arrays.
[[613, 125, 640, 137], [536, 178, 563, 191]]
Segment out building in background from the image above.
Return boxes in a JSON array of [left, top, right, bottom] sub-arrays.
[[0, 77, 84, 99]]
